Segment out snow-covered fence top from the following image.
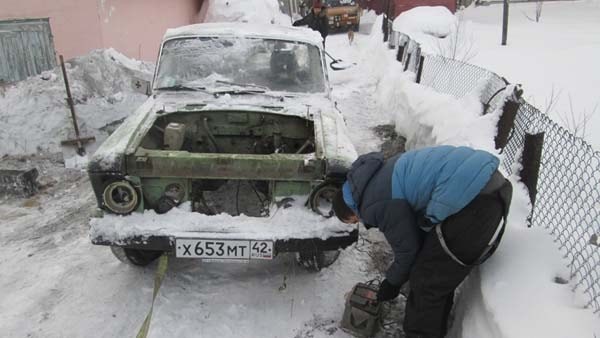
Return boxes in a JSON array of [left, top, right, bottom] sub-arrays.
[[385, 16, 600, 316]]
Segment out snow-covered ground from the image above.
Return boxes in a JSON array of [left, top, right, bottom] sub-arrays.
[[1, 4, 600, 338], [462, 1, 600, 147], [393, 1, 600, 147]]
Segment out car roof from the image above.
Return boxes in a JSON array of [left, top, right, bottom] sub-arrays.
[[163, 22, 324, 48]]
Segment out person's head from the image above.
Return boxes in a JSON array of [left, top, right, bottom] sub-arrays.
[[312, 0, 323, 13], [333, 188, 359, 224]]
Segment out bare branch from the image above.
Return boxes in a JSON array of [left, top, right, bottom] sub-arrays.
[[543, 85, 562, 115], [557, 94, 598, 139]]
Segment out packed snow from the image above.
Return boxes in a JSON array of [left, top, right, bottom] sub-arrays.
[[392, 6, 457, 39], [92, 198, 356, 243], [1, 3, 599, 338]]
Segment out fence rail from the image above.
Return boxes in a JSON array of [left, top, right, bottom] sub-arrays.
[[385, 16, 600, 315]]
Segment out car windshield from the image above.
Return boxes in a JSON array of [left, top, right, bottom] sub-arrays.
[[155, 37, 326, 93]]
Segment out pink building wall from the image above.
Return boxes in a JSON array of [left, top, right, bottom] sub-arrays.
[[98, 0, 202, 61], [0, 0, 203, 62]]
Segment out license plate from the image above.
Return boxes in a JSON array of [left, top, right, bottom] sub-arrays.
[[175, 239, 273, 260]]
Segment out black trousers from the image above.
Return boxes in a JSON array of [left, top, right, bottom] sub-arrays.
[[403, 190, 507, 338]]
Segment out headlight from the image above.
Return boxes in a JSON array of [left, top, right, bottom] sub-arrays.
[[102, 180, 139, 214], [309, 182, 339, 218]]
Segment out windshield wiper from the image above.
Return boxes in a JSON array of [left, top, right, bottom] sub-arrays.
[[215, 80, 269, 91], [155, 84, 206, 92], [212, 89, 266, 96]]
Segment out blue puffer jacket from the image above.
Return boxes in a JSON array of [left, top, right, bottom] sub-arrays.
[[343, 145, 499, 286]]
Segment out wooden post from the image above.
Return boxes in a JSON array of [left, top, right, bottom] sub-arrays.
[[502, 0, 509, 45], [495, 86, 522, 150], [520, 132, 544, 226]]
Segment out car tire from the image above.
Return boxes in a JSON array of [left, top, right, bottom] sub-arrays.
[[110, 246, 163, 267], [296, 249, 341, 271]]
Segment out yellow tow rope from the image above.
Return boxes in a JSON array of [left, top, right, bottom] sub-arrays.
[[136, 254, 169, 338]]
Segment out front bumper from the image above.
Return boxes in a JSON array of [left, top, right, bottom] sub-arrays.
[[91, 230, 358, 254]]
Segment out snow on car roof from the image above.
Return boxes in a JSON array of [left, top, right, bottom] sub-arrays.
[[164, 23, 324, 47]]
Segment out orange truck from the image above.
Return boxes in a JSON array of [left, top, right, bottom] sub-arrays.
[[324, 0, 361, 31]]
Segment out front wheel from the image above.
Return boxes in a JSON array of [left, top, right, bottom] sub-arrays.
[[110, 246, 163, 266], [296, 250, 341, 271]]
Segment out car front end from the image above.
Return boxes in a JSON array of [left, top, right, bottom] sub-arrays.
[[87, 23, 358, 268]]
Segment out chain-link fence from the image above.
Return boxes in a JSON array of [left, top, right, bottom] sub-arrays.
[[386, 20, 600, 315]]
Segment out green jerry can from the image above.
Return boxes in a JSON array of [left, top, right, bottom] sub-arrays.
[[340, 282, 381, 337]]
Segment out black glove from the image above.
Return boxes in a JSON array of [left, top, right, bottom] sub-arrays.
[[377, 279, 401, 302]]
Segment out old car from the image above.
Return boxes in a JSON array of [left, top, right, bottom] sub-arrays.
[[88, 23, 358, 270], [325, 0, 361, 31]]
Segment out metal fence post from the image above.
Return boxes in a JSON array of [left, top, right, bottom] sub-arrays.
[[495, 86, 523, 150], [520, 132, 544, 226]]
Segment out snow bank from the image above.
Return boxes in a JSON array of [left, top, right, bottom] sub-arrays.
[[452, 179, 600, 338], [200, 0, 291, 25], [377, 63, 498, 152], [391, 6, 476, 62], [0, 49, 153, 157], [392, 6, 457, 38]]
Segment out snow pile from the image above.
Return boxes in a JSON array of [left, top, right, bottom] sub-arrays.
[[0, 48, 153, 156], [392, 6, 457, 38], [391, 6, 477, 64], [91, 199, 356, 242], [378, 63, 499, 152], [201, 0, 291, 25]]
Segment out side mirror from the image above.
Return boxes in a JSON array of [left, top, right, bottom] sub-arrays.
[[330, 59, 355, 71]]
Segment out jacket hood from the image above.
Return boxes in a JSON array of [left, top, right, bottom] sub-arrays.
[[345, 152, 385, 215]]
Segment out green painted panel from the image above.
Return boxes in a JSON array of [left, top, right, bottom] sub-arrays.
[[128, 149, 325, 181], [273, 181, 312, 197]]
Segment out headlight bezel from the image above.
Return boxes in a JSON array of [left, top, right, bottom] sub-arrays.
[[102, 180, 140, 215]]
